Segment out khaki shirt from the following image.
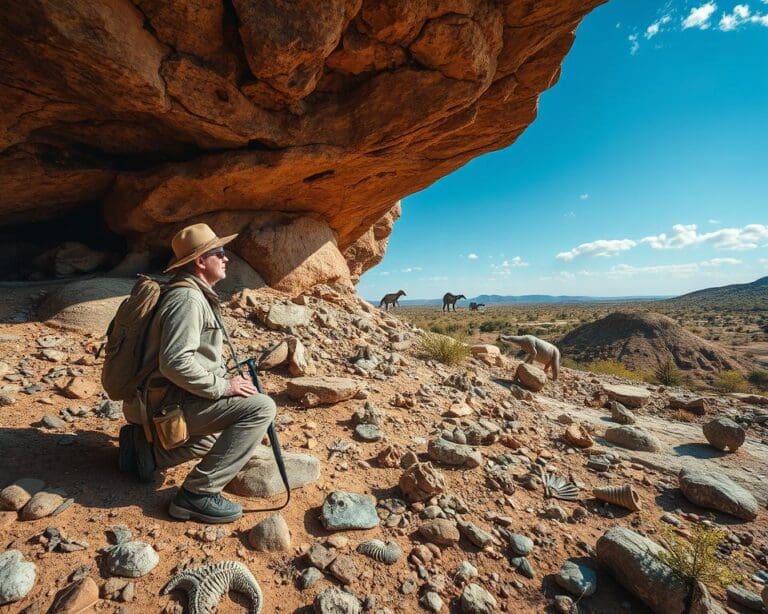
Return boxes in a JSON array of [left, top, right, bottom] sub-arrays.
[[123, 272, 231, 424]]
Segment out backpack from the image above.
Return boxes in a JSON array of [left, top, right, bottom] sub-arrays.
[[101, 275, 193, 401]]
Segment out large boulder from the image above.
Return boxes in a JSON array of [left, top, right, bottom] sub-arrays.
[[596, 527, 721, 614], [515, 363, 547, 392], [1, 1, 603, 294], [678, 467, 758, 521]]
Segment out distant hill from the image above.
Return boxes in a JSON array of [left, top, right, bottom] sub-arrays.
[[663, 276, 768, 310], [558, 311, 746, 382], [377, 294, 669, 306]]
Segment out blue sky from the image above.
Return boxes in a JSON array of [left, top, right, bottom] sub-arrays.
[[358, 0, 768, 301]]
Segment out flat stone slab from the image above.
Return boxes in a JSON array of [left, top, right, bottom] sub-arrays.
[[602, 384, 651, 408], [227, 446, 320, 498], [320, 491, 379, 531], [264, 304, 310, 330], [537, 396, 768, 505], [286, 377, 359, 404], [679, 466, 759, 520]]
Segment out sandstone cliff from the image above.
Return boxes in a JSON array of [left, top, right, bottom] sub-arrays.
[[1, 0, 603, 291]]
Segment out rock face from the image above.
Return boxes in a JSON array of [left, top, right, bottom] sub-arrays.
[[0, 1, 603, 292], [0, 550, 36, 606], [678, 467, 759, 520]]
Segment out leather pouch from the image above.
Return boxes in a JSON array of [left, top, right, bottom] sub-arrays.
[[152, 404, 189, 450]]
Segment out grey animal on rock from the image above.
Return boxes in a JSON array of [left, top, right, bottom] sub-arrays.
[[379, 290, 406, 311], [442, 293, 466, 311], [161, 561, 263, 614], [469, 302, 485, 311], [498, 334, 560, 380]]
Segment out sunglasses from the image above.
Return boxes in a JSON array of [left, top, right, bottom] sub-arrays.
[[203, 248, 227, 259]]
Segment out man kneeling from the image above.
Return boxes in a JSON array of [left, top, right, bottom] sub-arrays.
[[118, 223, 276, 523]]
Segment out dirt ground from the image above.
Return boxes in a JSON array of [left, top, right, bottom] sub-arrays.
[[2, 288, 768, 613]]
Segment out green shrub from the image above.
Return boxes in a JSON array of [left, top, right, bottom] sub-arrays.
[[429, 324, 445, 334], [747, 369, 768, 392], [713, 370, 748, 393], [654, 358, 684, 386], [586, 359, 645, 381], [657, 525, 741, 587], [418, 332, 471, 366], [479, 319, 507, 332]]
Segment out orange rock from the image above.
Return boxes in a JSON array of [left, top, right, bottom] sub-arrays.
[[564, 424, 594, 448], [49, 577, 99, 613], [57, 377, 100, 400]]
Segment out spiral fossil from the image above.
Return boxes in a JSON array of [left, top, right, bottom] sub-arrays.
[[356, 539, 402, 564]]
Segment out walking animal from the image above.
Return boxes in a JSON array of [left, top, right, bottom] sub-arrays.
[[469, 302, 485, 311], [442, 293, 466, 312], [379, 290, 406, 310], [498, 334, 560, 380]]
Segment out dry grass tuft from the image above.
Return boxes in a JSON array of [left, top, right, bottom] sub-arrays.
[[657, 525, 741, 587], [586, 359, 646, 382], [417, 331, 471, 366]]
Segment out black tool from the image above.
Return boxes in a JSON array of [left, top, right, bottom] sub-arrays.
[[238, 358, 291, 512]]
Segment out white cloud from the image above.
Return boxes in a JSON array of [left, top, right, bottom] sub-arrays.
[[579, 193, 589, 200], [717, 3, 768, 30], [379, 271, 390, 276], [493, 257, 529, 269], [564, 211, 576, 219], [683, 2, 717, 29], [646, 14, 672, 38], [426, 276, 448, 282], [628, 33, 640, 55], [467, 253, 479, 260], [641, 223, 768, 251], [700, 257, 742, 266], [556, 239, 637, 261], [708, 219, 721, 224], [400, 267, 422, 273]]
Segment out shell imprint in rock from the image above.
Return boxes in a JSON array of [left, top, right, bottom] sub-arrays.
[[539, 469, 580, 501], [162, 560, 263, 614], [356, 539, 402, 564]]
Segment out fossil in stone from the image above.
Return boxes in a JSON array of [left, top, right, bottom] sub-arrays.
[[356, 539, 402, 564], [162, 561, 263, 614], [538, 467, 579, 501]]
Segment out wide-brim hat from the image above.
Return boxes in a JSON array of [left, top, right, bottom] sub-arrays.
[[164, 223, 238, 272]]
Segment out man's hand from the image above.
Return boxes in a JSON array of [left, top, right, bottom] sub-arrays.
[[228, 375, 258, 397]]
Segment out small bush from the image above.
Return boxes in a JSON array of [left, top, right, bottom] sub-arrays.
[[479, 319, 510, 332], [429, 324, 445, 334], [560, 357, 580, 369], [418, 331, 471, 366], [747, 369, 768, 392], [654, 358, 684, 386], [713, 370, 748, 393], [587, 359, 645, 381], [657, 525, 741, 587]]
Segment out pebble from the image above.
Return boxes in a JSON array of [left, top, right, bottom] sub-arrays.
[[105, 542, 159, 578], [320, 491, 379, 530]]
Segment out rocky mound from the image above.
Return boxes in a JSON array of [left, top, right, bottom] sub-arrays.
[[664, 275, 768, 311], [1, 0, 602, 292], [558, 311, 745, 378]]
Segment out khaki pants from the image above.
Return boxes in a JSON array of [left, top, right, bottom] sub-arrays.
[[151, 388, 276, 495]]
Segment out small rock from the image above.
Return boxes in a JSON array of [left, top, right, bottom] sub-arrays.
[[602, 384, 650, 408], [0, 550, 36, 606], [306, 543, 336, 570], [313, 587, 361, 614], [418, 519, 460, 546], [420, 591, 443, 612], [505, 533, 533, 556], [298, 567, 323, 590], [354, 424, 383, 442], [42, 415, 67, 429], [264, 304, 310, 330], [0, 478, 45, 511], [56, 377, 99, 400], [105, 541, 159, 578], [555, 560, 597, 597], [726, 585, 764, 611], [286, 377, 359, 405], [260, 341, 289, 369], [427, 437, 482, 468], [49, 577, 98, 613], [320, 491, 379, 530], [607, 401, 636, 424], [459, 583, 497, 614], [248, 514, 291, 552], [327, 555, 358, 585], [703, 417, 746, 452], [604, 425, 661, 452], [564, 424, 593, 448], [19, 489, 66, 520]]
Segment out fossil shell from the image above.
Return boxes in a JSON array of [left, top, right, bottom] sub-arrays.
[[540, 471, 579, 501], [356, 539, 402, 564], [593, 484, 641, 511]]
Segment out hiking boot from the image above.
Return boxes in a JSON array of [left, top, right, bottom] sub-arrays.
[[118, 424, 156, 483], [168, 488, 243, 523]]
